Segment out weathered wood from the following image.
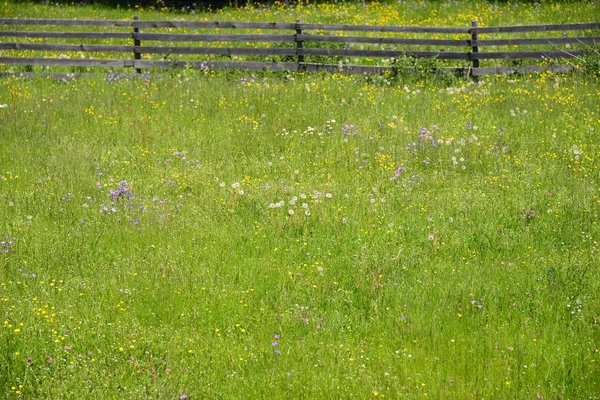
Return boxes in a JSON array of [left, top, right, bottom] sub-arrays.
[[135, 60, 299, 71], [297, 34, 471, 46], [133, 21, 297, 30], [133, 60, 466, 76], [1, 31, 593, 48], [473, 50, 586, 60], [2, 17, 599, 78], [0, 31, 133, 39], [137, 46, 297, 56], [0, 18, 471, 33], [296, 20, 304, 64], [133, 16, 141, 74], [300, 48, 471, 59], [298, 23, 470, 34], [0, 18, 134, 27], [0, 43, 134, 52], [475, 22, 600, 34], [0, 57, 133, 67], [0, 71, 83, 79], [135, 33, 296, 42], [471, 65, 574, 76], [475, 36, 600, 46], [471, 21, 480, 72]]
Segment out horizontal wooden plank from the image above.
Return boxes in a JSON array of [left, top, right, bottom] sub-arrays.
[[133, 60, 468, 76], [137, 60, 299, 71], [475, 22, 600, 34], [0, 18, 134, 27], [2, 30, 595, 48], [471, 65, 574, 76], [133, 20, 297, 30], [297, 34, 471, 47], [138, 46, 297, 56], [133, 21, 468, 33], [300, 48, 471, 59], [135, 33, 295, 42], [473, 50, 585, 60], [0, 18, 471, 33], [299, 23, 470, 34], [0, 43, 133, 52], [0, 31, 132, 39], [0, 71, 83, 79], [476, 36, 600, 47], [0, 57, 133, 67]]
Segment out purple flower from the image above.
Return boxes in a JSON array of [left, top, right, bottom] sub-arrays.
[[274, 350, 281, 356], [272, 341, 278, 347], [342, 124, 358, 136], [180, 396, 188, 399], [108, 181, 133, 203], [274, 334, 280, 339]]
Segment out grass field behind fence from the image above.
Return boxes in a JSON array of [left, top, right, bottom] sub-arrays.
[[1, 1, 600, 399]]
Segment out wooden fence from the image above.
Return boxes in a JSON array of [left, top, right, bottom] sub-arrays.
[[0, 17, 599, 77]]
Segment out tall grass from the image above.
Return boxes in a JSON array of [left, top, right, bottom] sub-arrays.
[[1, 1, 600, 398], [1, 67, 599, 398]]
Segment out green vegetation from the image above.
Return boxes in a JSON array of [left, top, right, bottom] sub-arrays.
[[1, 1, 600, 399]]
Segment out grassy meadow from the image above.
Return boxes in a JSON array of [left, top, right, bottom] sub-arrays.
[[1, 1, 600, 399]]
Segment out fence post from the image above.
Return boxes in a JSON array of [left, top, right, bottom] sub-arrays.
[[295, 19, 305, 71], [470, 20, 479, 79], [133, 15, 141, 73]]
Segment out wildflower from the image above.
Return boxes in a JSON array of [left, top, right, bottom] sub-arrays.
[[108, 181, 132, 202], [391, 165, 405, 180]]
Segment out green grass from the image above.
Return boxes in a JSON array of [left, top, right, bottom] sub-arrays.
[[0, 1, 600, 398], [1, 67, 599, 398]]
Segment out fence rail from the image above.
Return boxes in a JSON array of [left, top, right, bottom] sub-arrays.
[[0, 17, 599, 77]]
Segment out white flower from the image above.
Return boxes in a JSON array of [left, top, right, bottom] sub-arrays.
[[231, 182, 241, 189], [325, 193, 332, 199], [0, 104, 8, 109], [288, 209, 295, 215]]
